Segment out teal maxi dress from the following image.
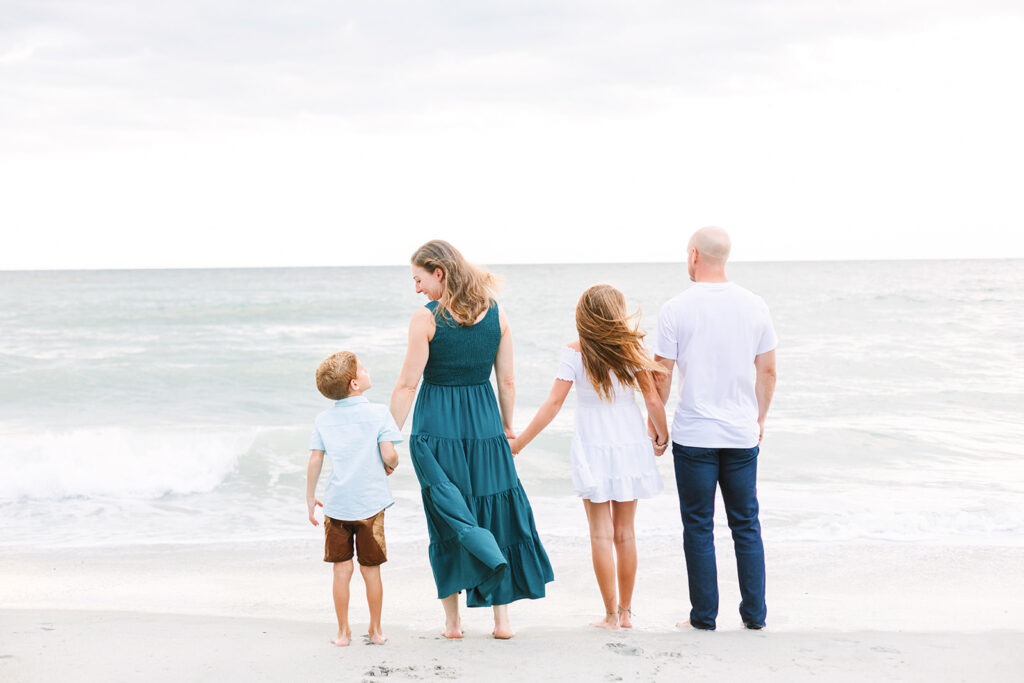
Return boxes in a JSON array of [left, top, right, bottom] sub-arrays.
[[410, 300, 554, 607]]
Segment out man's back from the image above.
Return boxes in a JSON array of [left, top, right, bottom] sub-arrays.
[[654, 282, 776, 448]]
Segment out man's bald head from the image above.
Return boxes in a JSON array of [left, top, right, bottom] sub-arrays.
[[688, 226, 732, 265]]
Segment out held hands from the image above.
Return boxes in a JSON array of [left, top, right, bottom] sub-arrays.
[[504, 426, 519, 457], [652, 438, 668, 456], [307, 498, 323, 526]]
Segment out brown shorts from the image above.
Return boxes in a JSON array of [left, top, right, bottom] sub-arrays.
[[323, 510, 387, 566]]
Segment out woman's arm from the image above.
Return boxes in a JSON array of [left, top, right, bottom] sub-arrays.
[[389, 309, 433, 430], [508, 379, 572, 454], [639, 370, 670, 455], [493, 307, 516, 438]]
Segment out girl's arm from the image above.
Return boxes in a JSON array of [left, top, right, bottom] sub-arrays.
[[639, 370, 670, 455], [493, 307, 516, 439], [508, 379, 573, 454], [389, 309, 433, 429]]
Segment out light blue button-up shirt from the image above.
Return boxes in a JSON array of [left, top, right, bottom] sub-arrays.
[[309, 396, 403, 521]]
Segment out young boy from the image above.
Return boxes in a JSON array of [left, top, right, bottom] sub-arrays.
[[307, 351, 401, 646]]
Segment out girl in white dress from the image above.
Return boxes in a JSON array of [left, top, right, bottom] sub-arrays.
[[509, 284, 669, 630]]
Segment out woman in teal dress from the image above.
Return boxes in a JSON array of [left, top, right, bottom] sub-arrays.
[[389, 240, 553, 639]]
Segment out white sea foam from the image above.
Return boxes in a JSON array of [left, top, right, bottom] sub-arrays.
[[0, 427, 252, 500]]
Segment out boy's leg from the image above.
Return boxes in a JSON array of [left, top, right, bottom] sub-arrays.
[[582, 499, 619, 629], [332, 560, 354, 646], [610, 500, 638, 628], [672, 443, 720, 630], [359, 564, 386, 644]]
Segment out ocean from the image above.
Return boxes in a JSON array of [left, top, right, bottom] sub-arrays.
[[1, 260, 1022, 551]]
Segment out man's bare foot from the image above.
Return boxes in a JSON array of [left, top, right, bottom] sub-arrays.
[[590, 613, 619, 630], [441, 623, 464, 639], [675, 619, 714, 631], [367, 629, 388, 645], [331, 629, 352, 646], [617, 606, 633, 629]]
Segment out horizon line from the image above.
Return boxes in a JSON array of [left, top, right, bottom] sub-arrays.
[[1, 254, 1021, 274]]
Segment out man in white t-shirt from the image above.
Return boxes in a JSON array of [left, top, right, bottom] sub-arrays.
[[652, 226, 777, 631]]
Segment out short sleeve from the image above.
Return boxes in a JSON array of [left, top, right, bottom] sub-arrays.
[[555, 346, 578, 382], [756, 300, 778, 355], [652, 301, 678, 360], [377, 410, 403, 444], [309, 425, 324, 451]]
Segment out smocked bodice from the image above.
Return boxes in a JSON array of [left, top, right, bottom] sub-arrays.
[[422, 301, 500, 386]]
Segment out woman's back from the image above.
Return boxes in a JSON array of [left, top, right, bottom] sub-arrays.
[[422, 301, 500, 386]]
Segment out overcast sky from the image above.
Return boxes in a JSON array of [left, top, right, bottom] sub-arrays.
[[2, 0, 1023, 269]]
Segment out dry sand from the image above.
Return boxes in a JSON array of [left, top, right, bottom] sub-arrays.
[[2, 538, 1022, 681]]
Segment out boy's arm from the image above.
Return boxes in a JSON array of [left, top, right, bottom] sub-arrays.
[[306, 450, 325, 526], [379, 441, 399, 475]]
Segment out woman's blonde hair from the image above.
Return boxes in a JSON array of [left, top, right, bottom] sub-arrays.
[[576, 284, 663, 401], [411, 240, 498, 326]]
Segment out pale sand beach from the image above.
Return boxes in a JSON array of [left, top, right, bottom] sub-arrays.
[[3, 538, 1022, 681]]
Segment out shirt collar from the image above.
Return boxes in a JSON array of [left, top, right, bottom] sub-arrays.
[[335, 396, 369, 407]]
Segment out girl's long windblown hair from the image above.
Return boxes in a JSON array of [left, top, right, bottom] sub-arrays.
[[411, 240, 498, 326], [576, 284, 663, 401]]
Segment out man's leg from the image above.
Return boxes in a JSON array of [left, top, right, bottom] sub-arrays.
[[673, 443, 720, 630], [719, 446, 766, 629]]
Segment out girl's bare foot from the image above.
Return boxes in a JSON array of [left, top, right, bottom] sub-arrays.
[[367, 629, 388, 645], [617, 606, 633, 629], [331, 629, 352, 646], [589, 612, 619, 630]]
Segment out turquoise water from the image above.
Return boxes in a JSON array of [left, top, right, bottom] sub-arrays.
[[1, 260, 1022, 548]]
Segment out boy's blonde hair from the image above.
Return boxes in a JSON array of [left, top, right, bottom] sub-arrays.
[[316, 351, 358, 400]]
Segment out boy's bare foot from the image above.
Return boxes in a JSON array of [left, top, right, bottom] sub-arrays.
[[617, 606, 633, 629], [367, 630, 388, 645], [331, 629, 352, 646], [590, 613, 619, 630]]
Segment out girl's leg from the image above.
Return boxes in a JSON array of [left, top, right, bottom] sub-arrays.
[[360, 564, 387, 644], [492, 604, 514, 639], [440, 593, 463, 639], [610, 500, 639, 628], [331, 560, 355, 646], [583, 499, 619, 629]]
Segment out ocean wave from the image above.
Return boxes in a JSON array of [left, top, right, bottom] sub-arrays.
[[0, 427, 254, 500]]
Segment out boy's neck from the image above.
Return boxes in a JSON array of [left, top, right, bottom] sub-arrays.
[[347, 389, 365, 398]]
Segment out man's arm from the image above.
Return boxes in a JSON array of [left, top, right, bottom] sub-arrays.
[[754, 349, 777, 444], [306, 450, 325, 526], [652, 355, 674, 404]]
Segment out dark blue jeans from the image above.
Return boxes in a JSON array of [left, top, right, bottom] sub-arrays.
[[673, 443, 766, 630]]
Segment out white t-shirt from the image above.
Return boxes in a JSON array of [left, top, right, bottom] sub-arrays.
[[653, 282, 777, 448]]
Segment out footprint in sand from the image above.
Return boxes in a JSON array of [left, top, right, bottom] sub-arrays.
[[605, 642, 643, 657]]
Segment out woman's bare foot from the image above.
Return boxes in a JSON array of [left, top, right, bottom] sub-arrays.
[[492, 604, 514, 639], [590, 613, 619, 630], [617, 606, 633, 629], [491, 626, 515, 639], [441, 622, 464, 639], [367, 629, 388, 645], [331, 629, 352, 646]]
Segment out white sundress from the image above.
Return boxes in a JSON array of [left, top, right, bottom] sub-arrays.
[[555, 346, 664, 502]]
